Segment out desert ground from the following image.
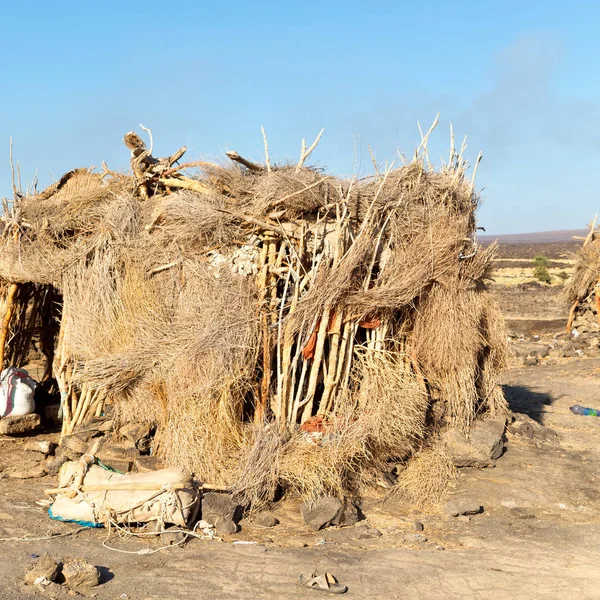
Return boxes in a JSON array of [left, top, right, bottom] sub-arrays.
[[2, 237, 600, 599]]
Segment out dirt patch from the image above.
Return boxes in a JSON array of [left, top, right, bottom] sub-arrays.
[[1, 358, 600, 598]]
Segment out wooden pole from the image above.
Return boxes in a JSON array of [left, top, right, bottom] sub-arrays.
[[0, 283, 19, 369]]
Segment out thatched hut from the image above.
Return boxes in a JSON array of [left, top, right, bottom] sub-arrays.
[[566, 223, 600, 334], [0, 128, 507, 505]]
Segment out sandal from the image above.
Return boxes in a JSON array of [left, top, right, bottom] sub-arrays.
[[298, 572, 347, 594]]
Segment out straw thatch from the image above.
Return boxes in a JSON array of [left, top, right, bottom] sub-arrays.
[[0, 128, 507, 505], [565, 221, 600, 333]]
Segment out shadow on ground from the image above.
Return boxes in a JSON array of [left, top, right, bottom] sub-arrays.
[[502, 384, 558, 423]]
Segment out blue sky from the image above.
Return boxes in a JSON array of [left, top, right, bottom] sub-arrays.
[[1, 1, 598, 234]]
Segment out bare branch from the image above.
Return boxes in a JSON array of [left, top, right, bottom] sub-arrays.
[[261, 126, 272, 172], [226, 151, 265, 172], [139, 123, 154, 155], [471, 151, 482, 187], [296, 128, 324, 171], [9, 138, 18, 200]]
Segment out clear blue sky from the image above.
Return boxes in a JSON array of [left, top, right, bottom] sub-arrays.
[[1, 1, 598, 234]]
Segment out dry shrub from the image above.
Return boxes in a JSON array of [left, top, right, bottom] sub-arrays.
[[394, 446, 457, 508]]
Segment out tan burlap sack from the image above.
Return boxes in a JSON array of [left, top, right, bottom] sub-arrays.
[[50, 462, 199, 527]]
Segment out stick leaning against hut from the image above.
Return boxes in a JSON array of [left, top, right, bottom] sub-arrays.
[[0, 125, 508, 506]]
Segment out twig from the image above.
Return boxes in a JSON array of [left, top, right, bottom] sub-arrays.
[[212, 206, 290, 238], [139, 123, 154, 155], [148, 260, 182, 276], [261, 126, 272, 172], [584, 214, 598, 246], [226, 151, 265, 172], [471, 151, 482, 187], [161, 161, 214, 178], [368, 145, 380, 178], [296, 128, 324, 171], [159, 177, 210, 194], [272, 176, 330, 207], [9, 138, 18, 200]]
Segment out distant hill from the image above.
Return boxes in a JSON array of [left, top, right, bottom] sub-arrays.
[[479, 229, 588, 244]]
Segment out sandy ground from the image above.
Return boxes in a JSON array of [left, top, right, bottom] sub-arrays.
[[1, 356, 600, 599]]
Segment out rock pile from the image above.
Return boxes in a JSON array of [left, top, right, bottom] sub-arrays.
[[24, 555, 101, 595], [511, 329, 600, 366]]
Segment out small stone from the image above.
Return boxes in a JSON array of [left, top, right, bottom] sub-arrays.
[[61, 559, 100, 590], [134, 455, 164, 472], [96, 458, 133, 473], [96, 443, 138, 471], [538, 345, 550, 358], [95, 419, 114, 433], [404, 533, 427, 543], [332, 501, 359, 527], [357, 525, 382, 539], [24, 440, 57, 456], [442, 422, 502, 469], [119, 422, 152, 444], [46, 454, 69, 477], [61, 434, 89, 455], [0, 413, 41, 434], [6, 459, 46, 479], [202, 492, 241, 525], [414, 521, 424, 532], [24, 554, 60, 585], [215, 518, 238, 535], [160, 526, 187, 545], [300, 497, 342, 531], [468, 418, 506, 460], [523, 356, 538, 366], [445, 498, 483, 517], [253, 511, 279, 528], [508, 413, 559, 445]]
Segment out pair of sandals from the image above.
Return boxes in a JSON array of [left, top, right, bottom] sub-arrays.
[[299, 572, 347, 594]]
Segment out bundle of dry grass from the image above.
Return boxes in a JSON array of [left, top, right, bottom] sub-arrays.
[[0, 124, 507, 506], [566, 219, 600, 332]]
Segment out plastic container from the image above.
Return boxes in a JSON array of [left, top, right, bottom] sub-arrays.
[[570, 405, 600, 416]]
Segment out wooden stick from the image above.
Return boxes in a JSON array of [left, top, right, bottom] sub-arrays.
[[261, 126, 272, 172], [159, 177, 210, 194], [226, 151, 264, 172], [275, 267, 292, 422], [0, 283, 18, 369], [256, 240, 271, 422], [45, 481, 227, 495], [584, 214, 598, 246], [160, 161, 214, 178], [301, 306, 331, 422], [297, 129, 324, 171], [566, 300, 579, 333], [213, 207, 290, 238], [272, 177, 330, 207], [318, 309, 343, 415]]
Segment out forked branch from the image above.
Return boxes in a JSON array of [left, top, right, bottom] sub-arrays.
[[296, 128, 324, 171]]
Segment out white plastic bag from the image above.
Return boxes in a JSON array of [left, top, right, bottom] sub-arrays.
[[0, 366, 37, 417]]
